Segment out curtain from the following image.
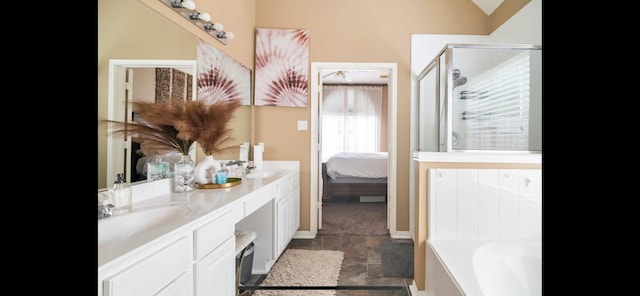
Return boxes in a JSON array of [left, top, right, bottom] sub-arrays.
[[321, 85, 383, 162]]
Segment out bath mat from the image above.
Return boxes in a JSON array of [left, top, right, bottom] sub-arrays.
[[381, 241, 414, 278], [253, 249, 344, 296]]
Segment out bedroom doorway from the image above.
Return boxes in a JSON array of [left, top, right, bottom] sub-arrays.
[[310, 62, 398, 236]]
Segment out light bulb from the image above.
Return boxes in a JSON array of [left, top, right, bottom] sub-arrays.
[[225, 32, 234, 40], [182, 0, 196, 10], [198, 12, 211, 21], [204, 23, 224, 31]]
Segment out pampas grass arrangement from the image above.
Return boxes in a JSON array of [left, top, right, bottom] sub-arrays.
[[105, 99, 241, 157], [176, 100, 241, 156]]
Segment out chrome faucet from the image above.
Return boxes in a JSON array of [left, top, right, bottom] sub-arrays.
[[98, 191, 114, 219], [225, 160, 247, 166], [98, 201, 114, 219], [245, 161, 256, 174]]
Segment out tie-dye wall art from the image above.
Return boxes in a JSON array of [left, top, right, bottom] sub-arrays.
[[197, 39, 251, 106], [255, 28, 310, 107]]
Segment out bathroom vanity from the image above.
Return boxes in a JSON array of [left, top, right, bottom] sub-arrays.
[[97, 161, 300, 296]]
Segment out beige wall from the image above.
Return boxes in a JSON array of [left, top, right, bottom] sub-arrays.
[[99, 0, 530, 229], [253, 0, 527, 232]]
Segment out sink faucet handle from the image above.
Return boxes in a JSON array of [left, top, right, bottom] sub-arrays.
[[246, 161, 256, 174]]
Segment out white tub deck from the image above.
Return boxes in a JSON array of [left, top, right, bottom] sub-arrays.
[[428, 239, 542, 296], [429, 240, 486, 296]]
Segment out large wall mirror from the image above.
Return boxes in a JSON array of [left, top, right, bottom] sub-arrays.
[[98, 0, 252, 190], [105, 60, 198, 187]]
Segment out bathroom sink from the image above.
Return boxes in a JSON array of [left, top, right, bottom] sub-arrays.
[[98, 204, 191, 246], [245, 170, 278, 178]]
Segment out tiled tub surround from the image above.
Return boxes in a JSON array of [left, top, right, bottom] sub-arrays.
[[98, 161, 300, 296], [425, 168, 542, 296]]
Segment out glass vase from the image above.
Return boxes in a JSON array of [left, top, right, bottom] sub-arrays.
[[173, 154, 195, 192]]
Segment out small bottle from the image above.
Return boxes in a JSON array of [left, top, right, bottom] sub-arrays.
[[110, 173, 132, 215], [215, 163, 228, 184]]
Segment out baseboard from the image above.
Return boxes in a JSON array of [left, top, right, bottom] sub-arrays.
[[390, 230, 412, 239], [293, 230, 316, 239], [409, 281, 432, 296]]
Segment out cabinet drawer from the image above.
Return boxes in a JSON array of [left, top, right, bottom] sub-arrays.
[[104, 236, 189, 296], [194, 208, 240, 259], [276, 179, 289, 201], [245, 186, 275, 216]]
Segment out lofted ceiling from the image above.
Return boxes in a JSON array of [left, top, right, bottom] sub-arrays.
[[320, 0, 504, 85], [471, 0, 504, 15]]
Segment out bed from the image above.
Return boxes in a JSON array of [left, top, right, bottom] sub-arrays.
[[322, 152, 388, 201]]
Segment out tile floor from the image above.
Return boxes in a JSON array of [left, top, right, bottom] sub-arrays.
[[243, 233, 413, 295]]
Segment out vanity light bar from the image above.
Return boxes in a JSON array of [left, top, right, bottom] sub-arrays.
[[161, 0, 234, 45]]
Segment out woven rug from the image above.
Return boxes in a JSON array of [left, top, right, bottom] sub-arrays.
[[253, 249, 344, 296]]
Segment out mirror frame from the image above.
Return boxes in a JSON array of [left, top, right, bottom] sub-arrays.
[[106, 59, 198, 187]]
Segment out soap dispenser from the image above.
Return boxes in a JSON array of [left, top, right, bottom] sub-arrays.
[[110, 173, 132, 215]]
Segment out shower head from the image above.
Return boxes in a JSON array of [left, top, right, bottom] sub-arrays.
[[453, 76, 467, 88]]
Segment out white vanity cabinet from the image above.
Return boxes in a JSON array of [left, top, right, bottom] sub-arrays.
[[275, 172, 300, 256], [98, 164, 300, 296]]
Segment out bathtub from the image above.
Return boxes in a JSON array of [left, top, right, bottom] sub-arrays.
[[426, 240, 541, 296]]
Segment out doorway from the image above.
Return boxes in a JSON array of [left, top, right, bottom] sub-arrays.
[[309, 62, 398, 237]]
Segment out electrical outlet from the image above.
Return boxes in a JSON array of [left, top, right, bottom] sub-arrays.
[[297, 120, 307, 130]]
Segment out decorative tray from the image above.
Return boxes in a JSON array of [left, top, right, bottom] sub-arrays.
[[196, 178, 242, 189]]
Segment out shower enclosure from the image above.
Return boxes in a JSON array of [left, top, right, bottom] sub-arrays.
[[416, 43, 542, 152]]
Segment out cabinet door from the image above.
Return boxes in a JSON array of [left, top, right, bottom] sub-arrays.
[[154, 271, 190, 296], [292, 186, 300, 233], [195, 236, 236, 296], [276, 195, 290, 256], [104, 237, 190, 296]]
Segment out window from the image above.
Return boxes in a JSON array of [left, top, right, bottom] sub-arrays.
[[321, 85, 383, 161]]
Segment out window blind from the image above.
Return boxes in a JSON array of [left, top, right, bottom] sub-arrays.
[[461, 52, 531, 150]]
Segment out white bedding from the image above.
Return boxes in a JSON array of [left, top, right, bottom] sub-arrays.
[[326, 152, 388, 179]]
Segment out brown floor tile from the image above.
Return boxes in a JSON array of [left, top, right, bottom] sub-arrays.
[[367, 264, 407, 286], [368, 246, 382, 264], [338, 261, 368, 286]]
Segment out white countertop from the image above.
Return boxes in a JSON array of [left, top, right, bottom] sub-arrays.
[[98, 162, 298, 269]]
